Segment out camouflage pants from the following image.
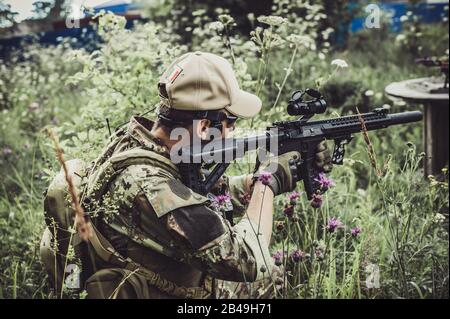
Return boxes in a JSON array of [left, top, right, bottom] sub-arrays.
[[214, 278, 276, 299], [85, 268, 280, 299]]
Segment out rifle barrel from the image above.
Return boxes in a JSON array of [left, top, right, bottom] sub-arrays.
[[387, 111, 423, 125]]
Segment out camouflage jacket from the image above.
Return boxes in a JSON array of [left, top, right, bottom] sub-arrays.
[[90, 116, 273, 298]]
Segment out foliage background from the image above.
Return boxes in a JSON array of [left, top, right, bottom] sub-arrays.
[[0, 0, 448, 299]]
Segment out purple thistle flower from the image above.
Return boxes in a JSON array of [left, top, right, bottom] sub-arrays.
[[211, 193, 231, 211], [314, 248, 325, 260], [351, 226, 362, 238], [283, 204, 294, 218], [287, 191, 302, 205], [315, 173, 334, 190], [290, 249, 306, 263], [326, 217, 343, 233], [215, 193, 231, 205], [310, 194, 323, 209], [258, 171, 273, 186], [2, 147, 12, 157], [272, 251, 283, 266]]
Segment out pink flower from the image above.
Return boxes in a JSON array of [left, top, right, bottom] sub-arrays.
[[326, 217, 343, 233], [314, 247, 324, 260], [287, 191, 302, 205], [215, 193, 231, 205], [310, 194, 323, 209], [258, 172, 272, 186], [283, 204, 294, 218], [290, 249, 307, 263], [272, 251, 283, 266], [351, 226, 362, 238], [315, 173, 334, 190], [2, 147, 12, 157], [211, 193, 231, 211]]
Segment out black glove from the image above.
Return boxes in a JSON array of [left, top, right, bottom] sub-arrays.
[[252, 141, 333, 196], [315, 140, 333, 173]]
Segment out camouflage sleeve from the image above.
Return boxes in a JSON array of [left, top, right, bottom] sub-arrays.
[[106, 164, 271, 283], [166, 204, 273, 283]]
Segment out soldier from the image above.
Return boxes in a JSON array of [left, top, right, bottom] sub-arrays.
[[44, 51, 332, 299]]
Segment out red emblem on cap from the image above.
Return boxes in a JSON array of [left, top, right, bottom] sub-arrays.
[[168, 65, 183, 83]]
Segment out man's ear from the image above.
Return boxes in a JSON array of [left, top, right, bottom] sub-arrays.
[[195, 119, 211, 140]]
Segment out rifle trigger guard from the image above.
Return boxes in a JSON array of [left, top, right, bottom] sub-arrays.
[[332, 136, 353, 165]]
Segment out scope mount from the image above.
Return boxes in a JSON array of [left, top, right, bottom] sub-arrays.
[[287, 88, 327, 124]]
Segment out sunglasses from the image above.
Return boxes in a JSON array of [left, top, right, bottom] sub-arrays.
[[224, 113, 238, 126]]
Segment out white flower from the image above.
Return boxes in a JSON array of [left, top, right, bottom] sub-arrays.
[[396, 34, 407, 42], [286, 34, 314, 48], [318, 52, 326, 60], [400, 15, 408, 22], [331, 59, 348, 68], [433, 213, 446, 224], [356, 188, 366, 197], [257, 15, 286, 26], [365, 90, 374, 97], [208, 21, 224, 32]]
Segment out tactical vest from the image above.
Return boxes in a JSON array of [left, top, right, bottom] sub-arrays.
[[41, 131, 211, 299]]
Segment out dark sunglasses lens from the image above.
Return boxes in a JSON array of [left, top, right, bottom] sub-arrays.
[[227, 116, 237, 125]]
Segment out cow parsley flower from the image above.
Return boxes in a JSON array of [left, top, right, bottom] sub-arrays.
[[257, 15, 286, 26], [331, 59, 348, 68]]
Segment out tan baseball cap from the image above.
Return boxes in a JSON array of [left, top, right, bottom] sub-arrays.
[[158, 51, 262, 119]]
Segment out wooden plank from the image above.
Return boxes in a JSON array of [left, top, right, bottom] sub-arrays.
[[424, 101, 449, 177]]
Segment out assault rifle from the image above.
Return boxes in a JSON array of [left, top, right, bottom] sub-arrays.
[[177, 89, 423, 200], [415, 57, 449, 89]]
